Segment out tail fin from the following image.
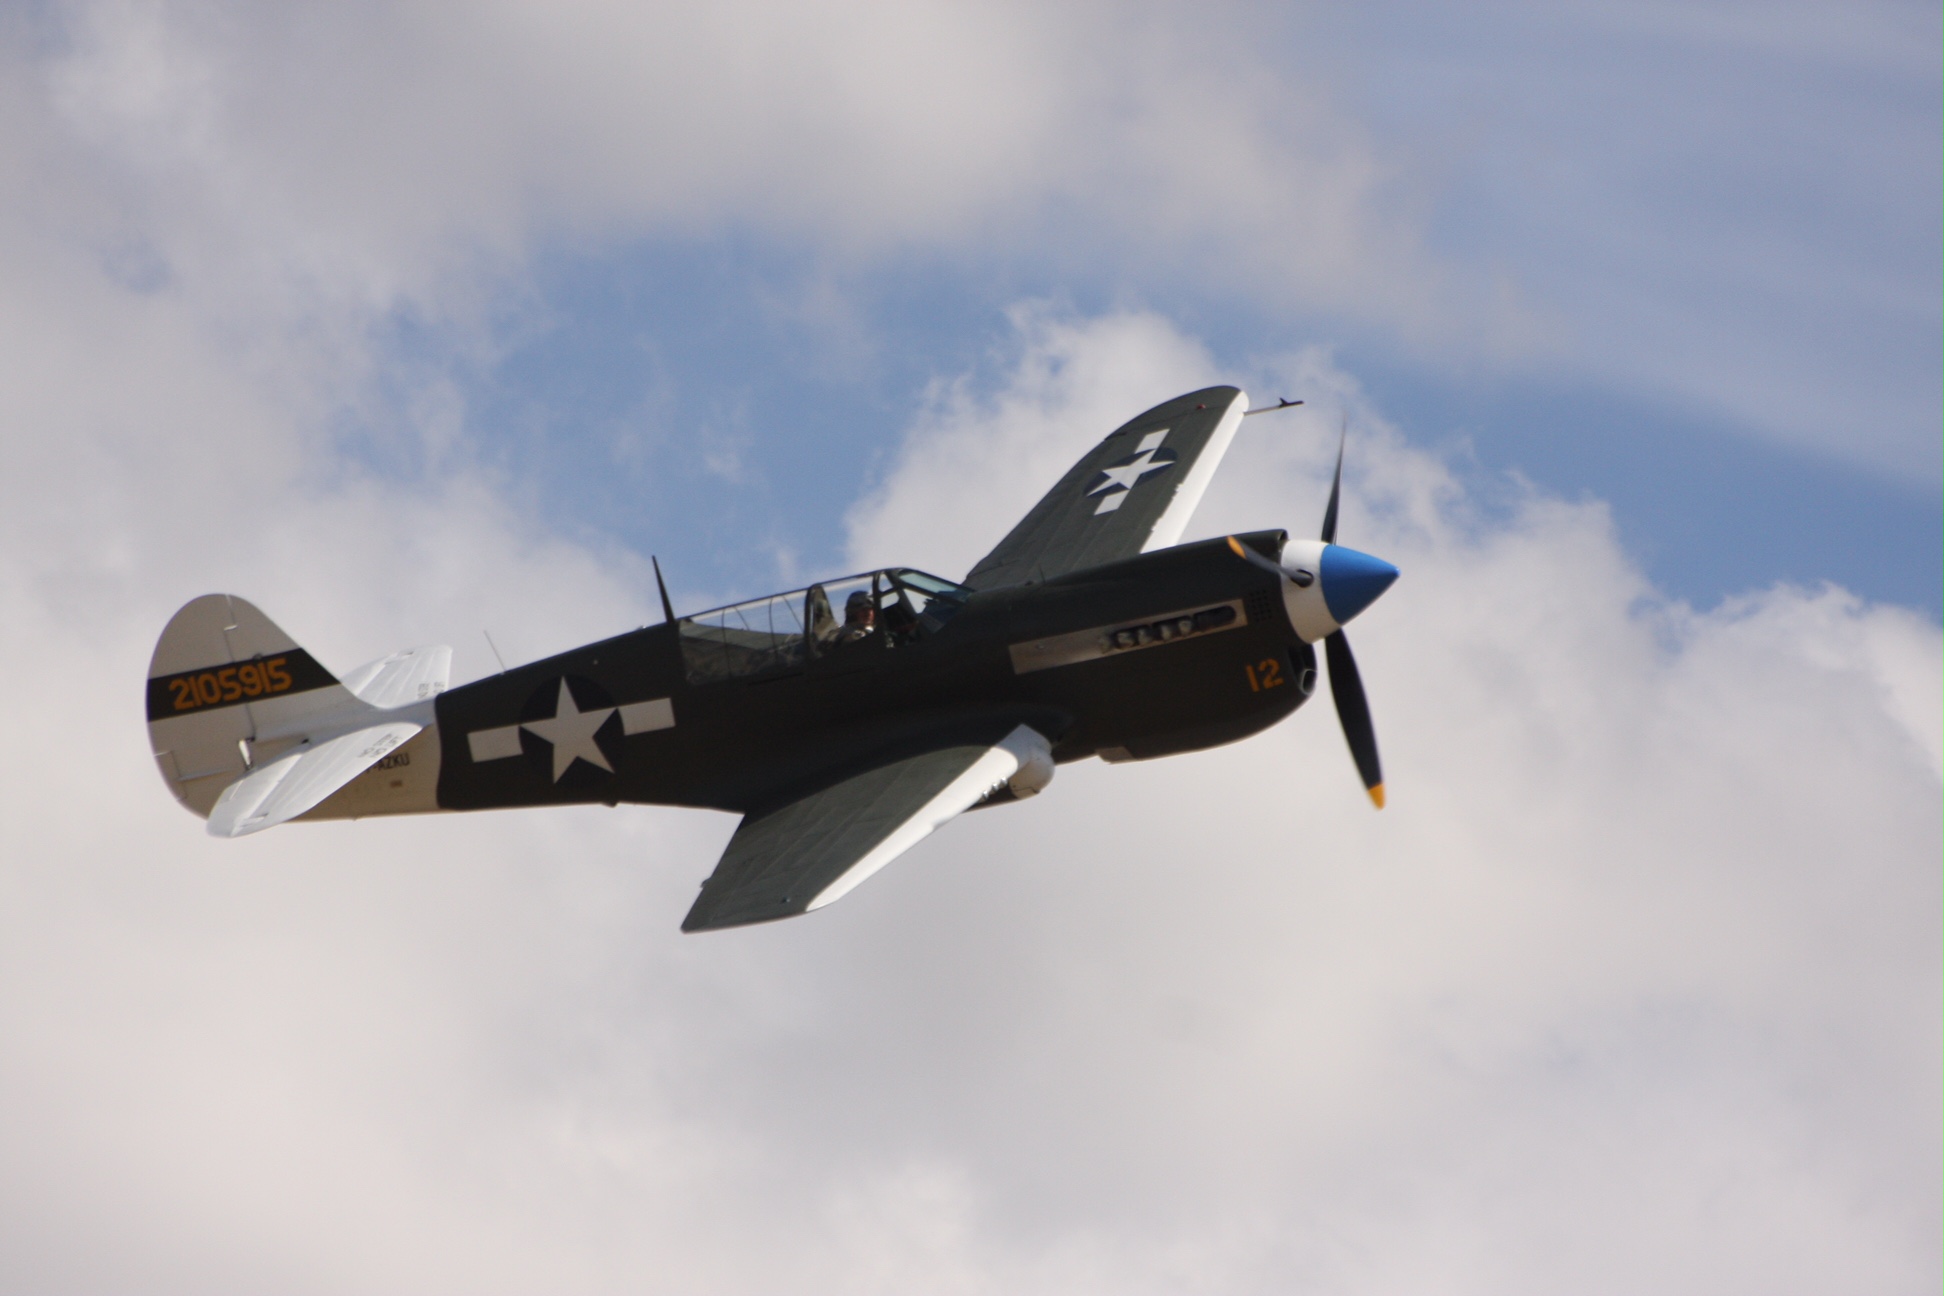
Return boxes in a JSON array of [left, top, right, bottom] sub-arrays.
[[147, 595, 372, 818]]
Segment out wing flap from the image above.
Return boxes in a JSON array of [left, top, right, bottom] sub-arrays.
[[683, 725, 1049, 932], [207, 721, 422, 838]]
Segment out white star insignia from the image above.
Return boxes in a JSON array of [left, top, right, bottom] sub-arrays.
[[1087, 430, 1175, 514], [521, 679, 616, 782]]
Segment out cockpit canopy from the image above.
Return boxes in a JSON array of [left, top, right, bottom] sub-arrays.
[[678, 568, 969, 685]]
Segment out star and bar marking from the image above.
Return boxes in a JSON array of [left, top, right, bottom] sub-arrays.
[[466, 680, 675, 782]]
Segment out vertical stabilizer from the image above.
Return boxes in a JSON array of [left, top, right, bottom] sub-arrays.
[[146, 595, 366, 817]]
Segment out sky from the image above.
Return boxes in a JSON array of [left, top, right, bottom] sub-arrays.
[[0, 2, 1938, 1292]]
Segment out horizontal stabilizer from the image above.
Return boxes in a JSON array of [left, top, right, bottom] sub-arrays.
[[207, 722, 421, 838], [339, 645, 452, 709]]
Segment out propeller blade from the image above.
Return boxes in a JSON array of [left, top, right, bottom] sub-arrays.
[[1324, 629, 1384, 808], [1320, 433, 1344, 545]]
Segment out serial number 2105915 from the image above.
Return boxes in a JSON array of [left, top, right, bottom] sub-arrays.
[[167, 657, 294, 710]]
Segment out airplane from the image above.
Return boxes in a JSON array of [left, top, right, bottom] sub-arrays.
[[144, 386, 1399, 931]]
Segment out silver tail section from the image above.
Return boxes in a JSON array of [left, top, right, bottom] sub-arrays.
[[146, 594, 450, 833]]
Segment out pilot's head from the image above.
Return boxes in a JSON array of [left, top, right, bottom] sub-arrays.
[[844, 591, 875, 625]]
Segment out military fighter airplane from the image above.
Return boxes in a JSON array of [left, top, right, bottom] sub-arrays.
[[146, 387, 1398, 930]]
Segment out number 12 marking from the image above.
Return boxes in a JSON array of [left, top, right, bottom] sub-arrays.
[[1244, 658, 1284, 692]]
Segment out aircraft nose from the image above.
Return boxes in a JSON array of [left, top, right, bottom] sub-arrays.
[[1320, 544, 1399, 626]]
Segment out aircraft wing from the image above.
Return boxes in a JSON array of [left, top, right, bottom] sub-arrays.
[[682, 725, 1051, 932], [963, 386, 1247, 590], [206, 721, 422, 838]]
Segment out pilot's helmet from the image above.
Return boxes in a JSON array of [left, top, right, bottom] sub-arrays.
[[845, 591, 873, 617]]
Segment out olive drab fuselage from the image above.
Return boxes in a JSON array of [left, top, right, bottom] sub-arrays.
[[431, 531, 1314, 816]]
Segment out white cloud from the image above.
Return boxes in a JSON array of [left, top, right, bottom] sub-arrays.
[[17, 0, 1935, 481], [0, 284, 1935, 1290], [846, 303, 1223, 577], [27, 0, 1438, 337]]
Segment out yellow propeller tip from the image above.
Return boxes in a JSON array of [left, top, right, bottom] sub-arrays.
[[1367, 784, 1386, 809]]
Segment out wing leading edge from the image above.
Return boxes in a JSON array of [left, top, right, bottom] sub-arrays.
[[682, 725, 1053, 932], [963, 386, 1247, 591]]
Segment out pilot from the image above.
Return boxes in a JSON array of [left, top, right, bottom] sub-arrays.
[[836, 591, 876, 643]]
